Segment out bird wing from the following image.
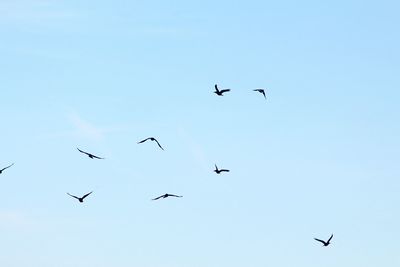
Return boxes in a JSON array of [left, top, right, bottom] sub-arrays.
[[138, 138, 150, 144], [152, 195, 163, 200], [254, 89, 266, 98], [1, 163, 14, 171], [78, 148, 103, 159], [7, 163, 14, 168], [168, 194, 183, 198], [220, 169, 230, 172], [214, 84, 219, 91], [77, 148, 89, 155], [314, 238, 326, 244], [91, 154, 104, 159], [214, 164, 218, 171], [220, 89, 230, 93], [67, 193, 80, 200], [328, 234, 333, 242], [82, 191, 93, 199], [154, 139, 164, 150]]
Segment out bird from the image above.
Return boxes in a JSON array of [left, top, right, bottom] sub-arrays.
[[152, 193, 183, 200], [0, 163, 14, 174], [67, 191, 93, 203], [253, 89, 266, 99], [137, 137, 164, 150], [214, 84, 231, 96], [77, 148, 104, 159], [214, 164, 230, 174], [314, 234, 333, 247]]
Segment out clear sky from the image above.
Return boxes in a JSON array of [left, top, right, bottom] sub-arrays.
[[0, 0, 399, 266]]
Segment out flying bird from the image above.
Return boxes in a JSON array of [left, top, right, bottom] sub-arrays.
[[137, 137, 164, 150], [253, 89, 266, 99], [67, 191, 93, 203], [314, 234, 333, 247], [77, 148, 104, 159], [0, 163, 14, 174], [214, 84, 231, 96], [214, 164, 230, 174], [152, 193, 183, 200]]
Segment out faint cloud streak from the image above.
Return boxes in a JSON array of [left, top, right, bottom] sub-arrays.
[[0, 211, 34, 230], [0, 0, 76, 23], [68, 113, 105, 141], [177, 126, 209, 171]]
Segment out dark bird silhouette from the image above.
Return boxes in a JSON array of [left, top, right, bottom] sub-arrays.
[[214, 84, 231, 96], [253, 89, 266, 99], [67, 191, 93, 203], [137, 137, 164, 150], [214, 164, 230, 174], [77, 148, 104, 159], [314, 234, 333, 246], [152, 193, 183, 200], [0, 163, 14, 174]]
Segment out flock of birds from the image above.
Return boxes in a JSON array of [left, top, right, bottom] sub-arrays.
[[214, 84, 267, 99], [1, 84, 333, 247]]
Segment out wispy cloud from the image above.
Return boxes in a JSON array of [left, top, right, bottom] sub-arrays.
[[65, 111, 138, 141], [35, 112, 133, 141], [0, 210, 34, 230], [0, 0, 76, 23], [177, 126, 210, 171], [67, 112, 105, 141]]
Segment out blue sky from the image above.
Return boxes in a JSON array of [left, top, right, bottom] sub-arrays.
[[0, 0, 399, 266]]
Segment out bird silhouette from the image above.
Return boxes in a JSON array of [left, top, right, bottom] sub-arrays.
[[314, 234, 333, 246], [0, 163, 14, 174], [214, 164, 230, 174], [67, 191, 93, 203], [137, 137, 164, 150], [152, 193, 183, 200], [77, 148, 104, 159], [214, 84, 231, 96], [253, 89, 266, 99]]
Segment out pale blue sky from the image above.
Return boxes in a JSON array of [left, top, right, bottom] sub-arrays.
[[0, 0, 399, 266]]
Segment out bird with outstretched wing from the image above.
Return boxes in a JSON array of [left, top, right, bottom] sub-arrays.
[[214, 84, 231, 96], [152, 193, 183, 200], [67, 191, 93, 203], [77, 148, 104, 159], [214, 164, 230, 174], [137, 137, 164, 150], [314, 234, 333, 246]]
